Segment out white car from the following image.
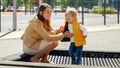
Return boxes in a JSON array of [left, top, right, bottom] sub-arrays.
[[92, 6, 101, 10], [0, 5, 3, 11], [78, 7, 90, 13], [53, 6, 62, 12], [66, 6, 75, 11], [17, 6, 25, 12]]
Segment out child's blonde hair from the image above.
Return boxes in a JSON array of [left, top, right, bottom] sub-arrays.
[[65, 8, 77, 18]]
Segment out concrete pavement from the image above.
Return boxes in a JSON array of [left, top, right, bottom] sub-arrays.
[[0, 24, 120, 39], [0, 24, 120, 57], [0, 24, 120, 68]]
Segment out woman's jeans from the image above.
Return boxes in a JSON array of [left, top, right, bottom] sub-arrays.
[[68, 42, 83, 64]]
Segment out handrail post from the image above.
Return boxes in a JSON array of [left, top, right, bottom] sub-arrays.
[[81, 0, 84, 25], [13, 0, 17, 31], [117, 0, 119, 24]]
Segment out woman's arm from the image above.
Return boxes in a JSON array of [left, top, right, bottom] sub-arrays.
[[32, 22, 65, 41]]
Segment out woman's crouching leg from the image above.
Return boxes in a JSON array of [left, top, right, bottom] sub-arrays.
[[41, 41, 58, 63], [30, 41, 58, 63]]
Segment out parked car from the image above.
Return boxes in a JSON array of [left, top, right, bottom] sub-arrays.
[[77, 7, 90, 13], [92, 6, 101, 10], [5, 6, 14, 12], [17, 6, 25, 12], [66, 6, 76, 11], [112, 8, 117, 13], [30, 6, 38, 12], [53, 6, 62, 12], [0, 5, 3, 11]]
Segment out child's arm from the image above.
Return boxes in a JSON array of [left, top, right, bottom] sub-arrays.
[[52, 26, 64, 34], [80, 24, 87, 38]]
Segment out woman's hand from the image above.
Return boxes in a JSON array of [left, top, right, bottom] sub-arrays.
[[50, 31, 56, 35]]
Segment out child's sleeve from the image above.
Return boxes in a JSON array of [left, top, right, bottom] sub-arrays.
[[79, 24, 87, 35], [61, 22, 70, 42]]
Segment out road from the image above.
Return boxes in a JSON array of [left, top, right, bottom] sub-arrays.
[[1, 12, 119, 32]]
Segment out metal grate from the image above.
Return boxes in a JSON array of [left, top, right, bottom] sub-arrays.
[[48, 55, 120, 67], [47, 50, 120, 67], [0, 50, 119, 68]]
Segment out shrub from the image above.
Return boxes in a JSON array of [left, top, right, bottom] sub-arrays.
[[91, 7, 115, 14]]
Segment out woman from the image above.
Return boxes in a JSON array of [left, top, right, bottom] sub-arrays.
[[21, 3, 71, 63]]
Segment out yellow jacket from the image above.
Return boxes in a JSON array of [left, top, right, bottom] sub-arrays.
[[21, 16, 64, 50], [72, 19, 86, 46]]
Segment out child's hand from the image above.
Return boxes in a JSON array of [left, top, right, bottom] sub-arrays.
[[64, 31, 73, 38], [83, 35, 87, 38], [59, 26, 64, 32], [63, 31, 70, 38], [69, 33, 73, 37]]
